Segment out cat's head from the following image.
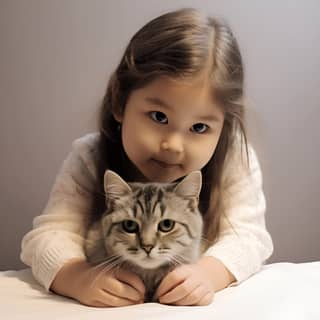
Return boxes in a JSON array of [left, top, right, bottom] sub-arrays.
[[101, 170, 203, 269]]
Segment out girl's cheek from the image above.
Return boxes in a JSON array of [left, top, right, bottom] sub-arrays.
[[144, 126, 163, 142]]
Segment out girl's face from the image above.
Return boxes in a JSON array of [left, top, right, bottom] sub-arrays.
[[114, 75, 224, 183]]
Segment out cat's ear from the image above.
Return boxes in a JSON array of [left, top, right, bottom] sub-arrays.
[[173, 170, 202, 199], [104, 170, 132, 198]]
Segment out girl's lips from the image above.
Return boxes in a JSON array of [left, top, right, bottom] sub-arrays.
[[152, 159, 180, 168]]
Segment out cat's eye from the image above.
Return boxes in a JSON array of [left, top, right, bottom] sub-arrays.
[[191, 123, 209, 134], [149, 111, 168, 124], [122, 220, 139, 233], [158, 219, 175, 232]]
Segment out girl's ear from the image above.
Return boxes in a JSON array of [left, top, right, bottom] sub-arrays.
[[112, 109, 123, 123]]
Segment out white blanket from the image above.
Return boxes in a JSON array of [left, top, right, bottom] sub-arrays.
[[1, 262, 320, 319]]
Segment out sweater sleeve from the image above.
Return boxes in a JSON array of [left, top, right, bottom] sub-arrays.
[[20, 133, 100, 291], [203, 142, 273, 284]]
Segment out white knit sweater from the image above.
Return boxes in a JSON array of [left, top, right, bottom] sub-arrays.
[[20, 132, 273, 291]]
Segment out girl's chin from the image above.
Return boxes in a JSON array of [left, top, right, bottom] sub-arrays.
[[141, 170, 183, 183], [134, 161, 184, 183]]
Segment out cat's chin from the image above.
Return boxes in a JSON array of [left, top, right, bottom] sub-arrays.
[[128, 256, 167, 269]]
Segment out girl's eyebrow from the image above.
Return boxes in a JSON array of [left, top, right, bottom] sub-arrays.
[[145, 97, 172, 109], [198, 114, 221, 123], [145, 96, 221, 123]]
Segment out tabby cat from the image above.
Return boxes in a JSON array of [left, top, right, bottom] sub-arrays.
[[84, 169, 203, 302]]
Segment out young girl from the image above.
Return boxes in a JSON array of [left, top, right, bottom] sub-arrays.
[[20, 8, 273, 307]]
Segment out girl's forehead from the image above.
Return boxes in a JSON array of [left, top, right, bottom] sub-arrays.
[[144, 74, 211, 91]]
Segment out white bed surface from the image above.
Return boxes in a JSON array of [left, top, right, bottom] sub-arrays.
[[1, 262, 320, 320]]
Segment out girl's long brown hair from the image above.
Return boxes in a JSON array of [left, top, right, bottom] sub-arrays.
[[92, 8, 248, 250]]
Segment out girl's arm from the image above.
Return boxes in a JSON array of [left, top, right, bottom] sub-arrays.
[[203, 142, 273, 284], [196, 256, 235, 291], [20, 134, 99, 291]]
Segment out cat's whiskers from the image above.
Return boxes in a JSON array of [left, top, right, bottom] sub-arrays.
[[90, 262, 123, 289], [165, 252, 188, 267], [174, 254, 188, 264], [169, 256, 182, 267], [200, 236, 210, 245], [89, 255, 123, 289], [200, 235, 214, 251], [90, 254, 121, 272]]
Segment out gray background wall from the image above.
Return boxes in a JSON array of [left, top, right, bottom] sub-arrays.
[[0, 0, 319, 270]]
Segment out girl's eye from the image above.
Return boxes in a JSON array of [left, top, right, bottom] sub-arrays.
[[191, 123, 209, 134], [149, 111, 168, 124], [122, 220, 139, 233], [158, 219, 175, 232]]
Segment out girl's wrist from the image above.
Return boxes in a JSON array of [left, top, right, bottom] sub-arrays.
[[197, 256, 236, 292], [50, 257, 88, 296]]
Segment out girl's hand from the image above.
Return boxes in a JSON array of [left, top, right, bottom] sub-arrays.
[[51, 258, 145, 307], [156, 262, 215, 306]]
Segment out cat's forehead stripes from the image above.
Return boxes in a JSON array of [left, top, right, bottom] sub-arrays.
[[132, 185, 166, 218], [133, 199, 145, 218]]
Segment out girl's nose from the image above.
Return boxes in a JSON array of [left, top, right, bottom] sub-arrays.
[[160, 133, 184, 153]]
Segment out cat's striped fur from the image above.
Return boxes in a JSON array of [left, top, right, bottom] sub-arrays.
[[84, 170, 203, 302]]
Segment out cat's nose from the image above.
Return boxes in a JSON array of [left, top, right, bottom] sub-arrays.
[[142, 245, 154, 254]]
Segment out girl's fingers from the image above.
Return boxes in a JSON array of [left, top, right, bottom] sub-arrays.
[[158, 278, 198, 304], [99, 288, 140, 307], [196, 291, 214, 306], [105, 276, 142, 302], [174, 285, 209, 306], [114, 269, 146, 298], [89, 300, 111, 308], [157, 267, 190, 297]]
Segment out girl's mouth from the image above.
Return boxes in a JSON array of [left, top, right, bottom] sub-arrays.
[[152, 159, 180, 169]]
